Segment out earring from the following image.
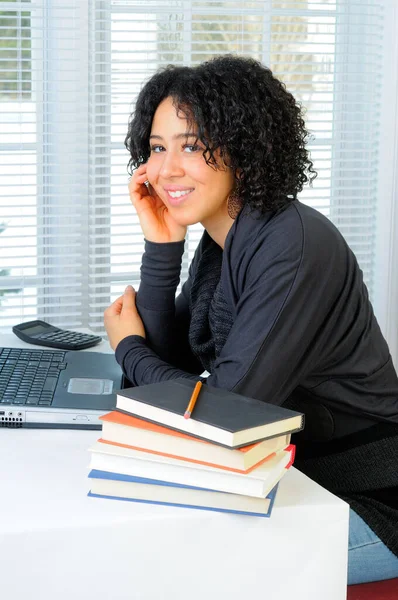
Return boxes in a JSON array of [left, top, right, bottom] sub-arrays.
[[227, 190, 242, 220]]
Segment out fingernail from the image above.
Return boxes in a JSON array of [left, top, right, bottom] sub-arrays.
[[125, 285, 133, 292]]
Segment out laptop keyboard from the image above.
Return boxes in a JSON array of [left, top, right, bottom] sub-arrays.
[[0, 347, 67, 406]]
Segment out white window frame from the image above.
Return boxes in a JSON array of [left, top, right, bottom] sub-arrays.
[[374, 0, 398, 365]]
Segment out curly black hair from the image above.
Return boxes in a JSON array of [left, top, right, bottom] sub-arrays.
[[125, 55, 316, 213]]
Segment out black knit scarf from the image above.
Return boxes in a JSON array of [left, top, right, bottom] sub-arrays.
[[188, 236, 234, 373]]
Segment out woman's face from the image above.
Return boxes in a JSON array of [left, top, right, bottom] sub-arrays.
[[146, 96, 235, 230]]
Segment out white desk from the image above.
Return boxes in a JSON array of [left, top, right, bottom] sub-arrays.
[[0, 335, 349, 599], [0, 430, 349, 600]]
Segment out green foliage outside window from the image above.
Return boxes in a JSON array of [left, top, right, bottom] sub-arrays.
[[0, 8, 31, 100]]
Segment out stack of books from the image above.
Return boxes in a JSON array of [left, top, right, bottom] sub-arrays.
[[87, 379, 304, 518]]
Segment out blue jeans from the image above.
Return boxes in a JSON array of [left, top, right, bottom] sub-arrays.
[[348, 508, 398, 585]]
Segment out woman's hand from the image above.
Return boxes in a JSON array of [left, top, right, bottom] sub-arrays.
[[129, 164, 187, 243], [104, 285, 145, 351]]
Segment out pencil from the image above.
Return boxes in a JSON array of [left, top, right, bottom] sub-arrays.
[[184, 380, 203, 419]]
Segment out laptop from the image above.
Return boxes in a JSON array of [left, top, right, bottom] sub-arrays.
[[0, 346, 125, 429]]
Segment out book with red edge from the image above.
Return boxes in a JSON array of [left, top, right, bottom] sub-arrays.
[[99, 410, 292, 473], [88, 440, 296, 498]]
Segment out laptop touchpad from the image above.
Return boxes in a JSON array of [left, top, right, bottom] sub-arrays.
[[67, 378, 114, 395]]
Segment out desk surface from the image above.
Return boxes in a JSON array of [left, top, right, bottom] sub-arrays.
[[0, 334, 349, 600], [0, 429, 349, 600], [1, 428, 344, 532]]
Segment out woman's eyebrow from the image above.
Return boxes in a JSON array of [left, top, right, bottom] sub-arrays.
[[149, 133, 198, 141]]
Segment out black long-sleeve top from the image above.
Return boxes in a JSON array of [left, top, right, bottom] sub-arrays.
[[116, 201, 398, 555]]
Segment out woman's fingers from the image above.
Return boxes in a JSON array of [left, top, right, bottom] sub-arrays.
[[129, 171, 148, 205], [134, 163, 148, 176], [104, 294, 124, 317], [128, 168, 162, 217], [126, 164, 186, 242], [129, 169, 164, 217]]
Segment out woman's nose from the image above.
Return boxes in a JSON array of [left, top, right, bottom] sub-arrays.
[[159, 151, 185, 178]]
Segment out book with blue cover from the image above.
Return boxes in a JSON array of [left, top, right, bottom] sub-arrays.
[[88, 441, 294, 497], [88, 469, 280, 517]]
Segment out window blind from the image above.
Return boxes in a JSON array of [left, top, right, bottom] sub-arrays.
[[0, 0, 386, 335]]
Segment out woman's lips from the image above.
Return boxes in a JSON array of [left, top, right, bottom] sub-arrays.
[[164, 188, 194, 206]]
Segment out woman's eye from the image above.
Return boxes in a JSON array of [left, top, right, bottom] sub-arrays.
[[183, 144, 202, 153], [150, 145, 165, 153]]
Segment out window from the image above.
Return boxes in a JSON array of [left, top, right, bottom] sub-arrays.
[[0, 0, 35, 322], [1, 0, 397, 364]]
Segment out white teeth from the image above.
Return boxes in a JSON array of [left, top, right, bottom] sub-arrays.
[[168, 189, 192, 198]]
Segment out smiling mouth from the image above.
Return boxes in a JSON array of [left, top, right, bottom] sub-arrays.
[[165, 188, 194, 205], [167, 189, 193, 199]]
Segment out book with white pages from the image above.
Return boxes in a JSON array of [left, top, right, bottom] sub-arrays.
[[88, 440, 295, 498], [99, 411, 291, 473], [88, 470, 280, 517], [115, 379, 304, 448]]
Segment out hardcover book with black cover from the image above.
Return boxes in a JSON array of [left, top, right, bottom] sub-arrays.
[[116, 378, 304, 448]]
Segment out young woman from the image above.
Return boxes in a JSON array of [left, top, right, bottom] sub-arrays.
[[104, 55, 398, 585]]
